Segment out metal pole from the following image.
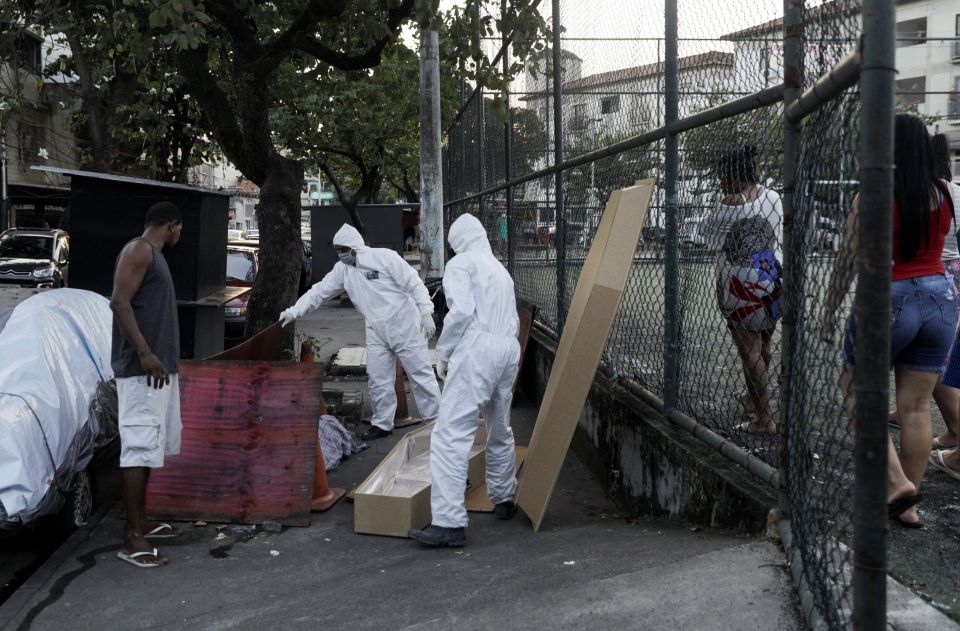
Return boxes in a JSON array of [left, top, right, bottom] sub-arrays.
[[474, 0, 486, 221], [503, 0, 515, 274], [419, 29, 444, 280], [780, 0, 804, 524], [0, 144, 7, 233], [458, 79, 467, 201], [854, 0, 894, 628], [663, 0, 679, 412], [0, 105, 8, 232], [551, 0, 566, 333]]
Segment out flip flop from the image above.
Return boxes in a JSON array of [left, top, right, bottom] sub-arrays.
[[733, 421, 777, 435], [117, 548, 167, 568], [932, 437, 954, 451], [887, 494, 922, 520], [892, 516, 924, 529], [144, 523, 183, 539], [928, 451, 960, 481]]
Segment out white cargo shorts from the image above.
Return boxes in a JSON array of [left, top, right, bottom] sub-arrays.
[[117, 374, 182, 468]]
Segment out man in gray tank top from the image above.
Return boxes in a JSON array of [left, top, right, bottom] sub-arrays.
[[110, 201, 183, 568]]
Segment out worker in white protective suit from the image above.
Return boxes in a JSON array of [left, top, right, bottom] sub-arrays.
[[409, 214, 520, 548], [279, 224, 440, 441]]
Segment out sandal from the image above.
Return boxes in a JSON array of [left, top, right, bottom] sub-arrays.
[[928, 451, 960, 481], [932, 437, 955, 451], [888, 494, 923, 528], [144, 523, 183, 539], [734, 421, 777, 435], [117, 547, 167, 568]]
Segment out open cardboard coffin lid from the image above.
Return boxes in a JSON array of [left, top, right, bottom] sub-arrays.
[[354, 421, 487, 537], [515, 179, 654, 531]]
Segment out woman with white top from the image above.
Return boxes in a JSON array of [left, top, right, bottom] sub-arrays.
[[699, 145, 784, 434]]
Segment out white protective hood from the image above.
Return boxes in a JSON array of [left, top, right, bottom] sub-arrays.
[[448, 214, 491, 255], [332, 224, 367, 251]]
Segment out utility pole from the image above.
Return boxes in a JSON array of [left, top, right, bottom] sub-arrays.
[[0, 102, 10, 232], [419, 28, 444, 280]]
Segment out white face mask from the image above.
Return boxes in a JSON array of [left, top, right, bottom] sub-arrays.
[[338, 251, 356, 266]]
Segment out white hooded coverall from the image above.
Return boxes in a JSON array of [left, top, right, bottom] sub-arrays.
[[287, 224, 440, 430], [430, 214, 520, 528]]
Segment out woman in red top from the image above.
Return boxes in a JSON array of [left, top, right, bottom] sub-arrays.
[[823, 114, 957, 527]]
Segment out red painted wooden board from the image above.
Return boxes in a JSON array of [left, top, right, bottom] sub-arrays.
[[146, 360, 323, 526]]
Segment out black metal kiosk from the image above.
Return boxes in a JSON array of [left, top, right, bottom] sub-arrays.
[[32, 166, 244, 359]]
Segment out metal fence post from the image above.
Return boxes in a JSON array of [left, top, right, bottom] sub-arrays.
[[503, 0, 515, 274], [854, 0, 895, 627], [662, 0, 679, 412], [780, 0, 804, 520], [474, 0, 486, 220], [551, 0, 566, 333]]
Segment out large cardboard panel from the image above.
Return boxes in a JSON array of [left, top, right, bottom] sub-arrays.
[[145, 360, 323, 527], [515, 180, 654, 531]]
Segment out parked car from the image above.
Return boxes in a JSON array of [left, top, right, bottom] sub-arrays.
[[680, 216, 706, 249], [243, 229, 259, 240], [0, 229, 70, 288], [811, 215, 842, 253], [233, 238, 312, 295], [224, 245, 258, 346]]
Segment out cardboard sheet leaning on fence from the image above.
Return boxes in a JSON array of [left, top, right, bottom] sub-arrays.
[[516, 179, 655, 531]]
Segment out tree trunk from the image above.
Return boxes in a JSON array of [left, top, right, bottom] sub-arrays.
[[244, 153, 305, 336]]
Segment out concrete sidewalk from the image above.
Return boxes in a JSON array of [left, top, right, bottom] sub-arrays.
[[0, 302, 804, 630]]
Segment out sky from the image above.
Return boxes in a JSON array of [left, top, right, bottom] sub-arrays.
[[422, 0, 788, 94]]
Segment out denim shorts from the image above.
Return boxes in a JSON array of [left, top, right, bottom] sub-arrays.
[[843, 274, 958, 374]]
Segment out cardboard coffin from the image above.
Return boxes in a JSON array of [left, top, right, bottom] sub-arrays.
[[353, 422, 487, 537], [515, 179, 655, 531]]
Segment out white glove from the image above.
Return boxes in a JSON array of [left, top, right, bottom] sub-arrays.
[[279, 308, 298, 328], [436, 360, 447, 381], [420, 313, 436, 340]]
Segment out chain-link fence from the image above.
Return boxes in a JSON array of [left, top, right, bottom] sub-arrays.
[[444, 1, 909, 629]]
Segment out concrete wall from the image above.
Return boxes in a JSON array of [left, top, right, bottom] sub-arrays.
[[520, 325, 776, 534]]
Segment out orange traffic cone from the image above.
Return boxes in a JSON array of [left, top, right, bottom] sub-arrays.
[[312, 438, 346, 512]]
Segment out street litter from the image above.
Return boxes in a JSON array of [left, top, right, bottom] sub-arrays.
[[563, 561, 576, 566], [0, 289, 116, 528], [318, 414, 367, 471], [269, 550, 280, 557]]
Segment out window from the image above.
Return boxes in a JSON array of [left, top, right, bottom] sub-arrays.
[[896, 17, 927, 48], [570, 104, 588, 131], [18, 115, 45, 166], [954, 14, 960, 59], [14, 32, 42, 74], [600, 95, 620, 115], [950, 76, 960, 119], [895, 76, 926, 108]]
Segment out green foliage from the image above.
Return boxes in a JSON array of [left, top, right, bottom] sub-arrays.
[[564, 127, 661, 207], [680, 89, 784, 189], [3, 1, 214, 179]]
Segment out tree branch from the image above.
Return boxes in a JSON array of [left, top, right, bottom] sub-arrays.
[[175, 45, 258, 180], [294, 0, 415, 71], [254, 0, 348, 74]]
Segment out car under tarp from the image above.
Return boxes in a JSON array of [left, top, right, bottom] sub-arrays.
[[0, 289, 115, 527]]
